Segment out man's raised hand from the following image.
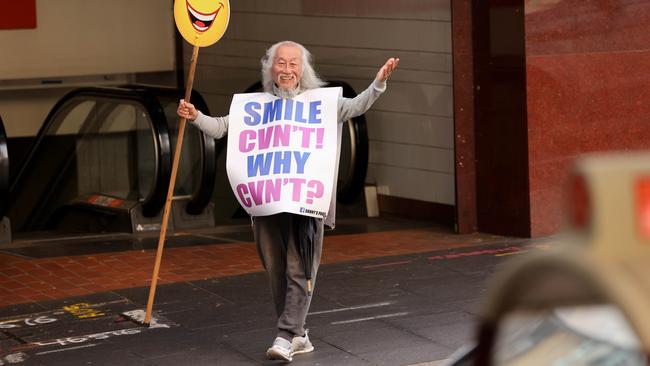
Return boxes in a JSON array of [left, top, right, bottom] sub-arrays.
[[377, 58, 400, 82]]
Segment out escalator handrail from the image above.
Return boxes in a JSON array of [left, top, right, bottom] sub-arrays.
[[186, 89, 218, 214], [119, 85, 217, 215], [0, 116, 9, 217], [7, 86, 173, 219], [134, 88, 173, 217]]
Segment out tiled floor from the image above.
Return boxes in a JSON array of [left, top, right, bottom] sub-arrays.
[[0, 225, 511, 307]]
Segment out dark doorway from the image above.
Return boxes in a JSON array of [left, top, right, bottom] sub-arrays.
[[472, 0, 531, 237]]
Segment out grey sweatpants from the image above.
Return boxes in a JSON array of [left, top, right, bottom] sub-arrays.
[[253, 213, 324, 340]]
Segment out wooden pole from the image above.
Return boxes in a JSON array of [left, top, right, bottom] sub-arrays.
[[144, 43, 200, 325]]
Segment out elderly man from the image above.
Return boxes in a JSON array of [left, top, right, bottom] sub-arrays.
[[178, 40, 398, 362]]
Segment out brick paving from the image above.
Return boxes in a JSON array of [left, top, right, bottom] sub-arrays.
[[0, 227, 509, 307]]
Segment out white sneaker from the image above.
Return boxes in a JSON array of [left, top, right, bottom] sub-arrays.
[[266, 337, 293, 362], [291, 330, 314, 356]]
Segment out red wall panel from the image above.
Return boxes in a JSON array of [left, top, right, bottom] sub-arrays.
[[0, 0, 37, 29], [525, 0, 650, 236]]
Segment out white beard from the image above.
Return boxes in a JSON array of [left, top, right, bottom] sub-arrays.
[[273, 83, 301, 99]]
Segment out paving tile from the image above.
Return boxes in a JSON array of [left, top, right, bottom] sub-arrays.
[[111, 327, 196, 358], [167, 302, 275, 333], [215, 327, 278, 358], [34, 291, 126, 311], [316, 286, 414, 309], [0, 268, 25, 276], [303, 294, 347, 314], [35, 346, 147, 366], [357, 343, 453, 366], [317, 321, 437, 355], [289, 339, 375, 366], [0, 352, 45, 366], [0, 302, 47, 318], [407, 321, 478, 350], [190, 273, 270, 305], [145, 342, 260, 366], [113, 282, 215, 308]]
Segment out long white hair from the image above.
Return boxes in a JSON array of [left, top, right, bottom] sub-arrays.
[[261, 41, 326, 94]]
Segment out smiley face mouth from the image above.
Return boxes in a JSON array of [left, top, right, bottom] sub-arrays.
[[186, 1, 224, 33]]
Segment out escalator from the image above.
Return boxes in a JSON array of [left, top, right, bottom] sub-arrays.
[[3, 85, 217, 238], [0, 115, 10, 243]]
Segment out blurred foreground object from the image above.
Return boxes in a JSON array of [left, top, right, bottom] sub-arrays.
[[452, 152, 650, 365], [474, 249, 650, 365], [568, 152, 650, 257]]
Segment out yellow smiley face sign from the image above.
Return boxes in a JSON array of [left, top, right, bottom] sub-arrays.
[[174, 0, 230, 47]]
